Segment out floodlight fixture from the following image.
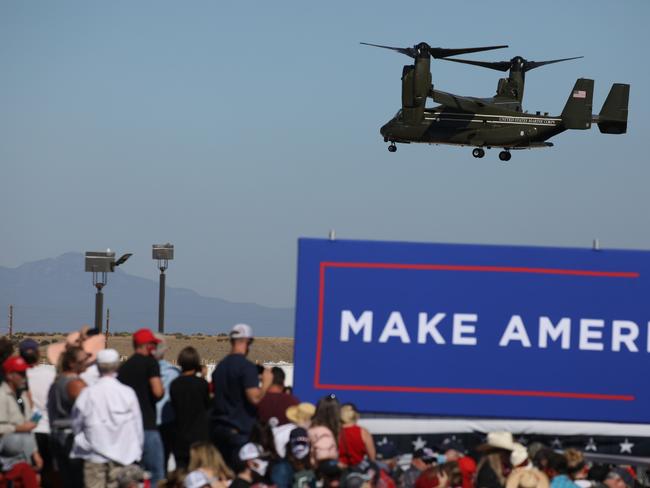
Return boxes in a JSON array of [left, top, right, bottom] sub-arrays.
[[84, 249, 132, 332], [153, 243, 174, 333]]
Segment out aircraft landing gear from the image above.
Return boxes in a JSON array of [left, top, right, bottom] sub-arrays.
[[472, 148, 485, 158], [388, 143, 397, 153], [498, 150, 511, 162]]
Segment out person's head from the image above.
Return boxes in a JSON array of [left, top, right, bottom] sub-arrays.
[[152, 333, 169, 360], [312, 393, 342, 438], [604, 468, 634, 488], [18, 339, 40, 366], [271, 366, 285, 387], [237, 443, 268, 480], [178, 346, 201, 373], [340, 403, 360, 426], [543, 451, 569, 479], [2, 356, 29, 390], [249, 421, 278, 459], [287, 427, 312, 470], [412, 448, 436, 471], [229, 324, 254, 356], [441, 461, 463, 488], [96, 349, 120, 375], [564, 448, 588, 480], [286, 402, 316, 428], [60, 346, 89, 374], [376, 441, 399, 470], [588, 464, 610, 483], [438, 439, 465, 463], [188, 442, 233, 481], [532, 448, 554, 471], [132, 328, 161, 355]]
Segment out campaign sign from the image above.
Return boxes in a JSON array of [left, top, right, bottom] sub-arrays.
[[293, 238, 650, 423]]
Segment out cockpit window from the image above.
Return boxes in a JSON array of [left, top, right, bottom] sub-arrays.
[[395, 109, 403, 120]]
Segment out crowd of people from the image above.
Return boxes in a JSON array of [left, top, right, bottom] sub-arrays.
[[0, 324, 645, 488]]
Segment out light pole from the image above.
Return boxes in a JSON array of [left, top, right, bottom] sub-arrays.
[[85, 250, 132, 332], [153, 243, 174, 333]]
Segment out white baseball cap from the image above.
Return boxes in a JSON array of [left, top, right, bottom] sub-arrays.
[[239, 442, 263, 461], [230, 323, 254, 339], [96, 349, 119, 364], [184, 470, 212, 488]]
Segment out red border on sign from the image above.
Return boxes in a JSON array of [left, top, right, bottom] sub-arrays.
[[313, 262, 639, 401]]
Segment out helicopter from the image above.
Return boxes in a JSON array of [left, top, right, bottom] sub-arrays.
[[364, 42, 629, 160]]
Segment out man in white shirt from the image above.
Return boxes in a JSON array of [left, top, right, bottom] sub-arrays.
[[71, 348, 143, 488], [20, 339, 56, 487]]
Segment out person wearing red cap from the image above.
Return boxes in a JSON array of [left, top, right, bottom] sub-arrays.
[[0, 355, 41, 487], [118, 328, 164, 487]]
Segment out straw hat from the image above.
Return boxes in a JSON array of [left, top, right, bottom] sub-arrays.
[[506, 468, 549, 488], [286, 402, 316, 425], [476, 431, 516, 452], [46, 327, 105, 366]]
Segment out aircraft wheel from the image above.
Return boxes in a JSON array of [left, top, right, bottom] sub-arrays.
[[472, 148, 485, 158], [498, 150, 511, 162], [388, 143, 397, 153]]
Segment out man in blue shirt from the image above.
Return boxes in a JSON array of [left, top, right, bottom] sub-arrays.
[[211, 324, 272, 469]]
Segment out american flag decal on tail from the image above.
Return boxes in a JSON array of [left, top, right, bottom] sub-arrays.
[[573, 90, 587, 99]]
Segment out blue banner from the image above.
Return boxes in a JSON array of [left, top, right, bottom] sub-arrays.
[[293, 238, 650, 423]]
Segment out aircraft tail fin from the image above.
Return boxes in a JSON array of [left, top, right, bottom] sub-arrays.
[[595, 83, 629, 134], [561, 78, 594, 130]]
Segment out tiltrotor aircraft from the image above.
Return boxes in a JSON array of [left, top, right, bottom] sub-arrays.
[[363, 42, 629, 160]]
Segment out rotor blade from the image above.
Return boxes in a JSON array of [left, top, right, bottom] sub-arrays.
[[428, 45, 508, 59], [360, 42, 416, 58], [524, 56, 583, 71], [439, 57, 512, 71]]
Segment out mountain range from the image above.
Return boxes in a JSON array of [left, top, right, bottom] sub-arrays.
[[0, 253, 294, 336]]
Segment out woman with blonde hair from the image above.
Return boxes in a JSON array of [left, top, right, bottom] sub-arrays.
[[188, 441, 234, 488], [338, 403, 375, 468]]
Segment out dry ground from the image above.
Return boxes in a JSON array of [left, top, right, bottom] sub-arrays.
[[12, 334, 294, 365]]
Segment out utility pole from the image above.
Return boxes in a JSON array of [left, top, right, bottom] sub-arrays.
[[105, 308, 110, 347], [8, 305, 13, 338], [153, 244, 174, 334]]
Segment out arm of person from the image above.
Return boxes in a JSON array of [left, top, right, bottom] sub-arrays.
[[245, 367, 273, 405], [66, 378, 87, 402], [149, 376, 164, 400], [361, 427, 376, 460], [12, 421, 37, 433]]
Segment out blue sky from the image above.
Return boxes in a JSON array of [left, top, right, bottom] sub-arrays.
[[1, 1, 648, 307]]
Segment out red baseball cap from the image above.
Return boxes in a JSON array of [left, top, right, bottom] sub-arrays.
[[132, 328, 161, 346], [3, 356, 29, 375]]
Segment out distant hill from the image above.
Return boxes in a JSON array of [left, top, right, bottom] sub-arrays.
[[0, 253, 294, 336]]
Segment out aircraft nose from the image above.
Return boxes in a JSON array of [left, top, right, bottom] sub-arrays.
[[380, 121, 391, 139]]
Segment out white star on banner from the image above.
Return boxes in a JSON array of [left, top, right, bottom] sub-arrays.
[[619, 439, 634, 454], [377, 437, 388, 446], [412, 436, 427, 450], [551, 438, 563, 449], [585, 438, 598, 452]]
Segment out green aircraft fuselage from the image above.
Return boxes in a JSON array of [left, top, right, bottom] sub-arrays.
[[381, 106, 564, 149]]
